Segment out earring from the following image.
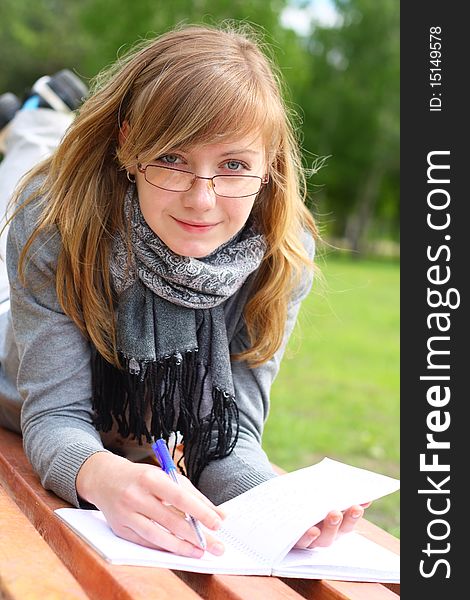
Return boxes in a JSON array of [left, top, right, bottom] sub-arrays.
[[126, 171, 136, 183]]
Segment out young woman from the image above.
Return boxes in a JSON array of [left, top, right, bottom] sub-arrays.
[[0, 23, 367, 558]]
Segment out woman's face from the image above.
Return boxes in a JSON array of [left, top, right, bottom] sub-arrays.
[[131, 135, 267, 258]]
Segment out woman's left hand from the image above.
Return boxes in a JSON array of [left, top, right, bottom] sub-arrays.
[[294, 502, 372, 549]]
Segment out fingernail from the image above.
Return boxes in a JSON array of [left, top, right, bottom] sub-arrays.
[[351, 510, 363, 519], [191, 547, 204, 558], [310, 531, 320, 542], [210, 542, 225, 556], [329, 515, 342, 526], [211, 517, 222, 530]]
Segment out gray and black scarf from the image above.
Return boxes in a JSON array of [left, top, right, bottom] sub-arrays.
[[91, 189, 266, 484]]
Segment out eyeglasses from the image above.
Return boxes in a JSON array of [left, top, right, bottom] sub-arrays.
[[137, 163, 269, 198]]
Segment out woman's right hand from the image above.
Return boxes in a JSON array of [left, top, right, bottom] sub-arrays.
[[76, 451, 226, 558]]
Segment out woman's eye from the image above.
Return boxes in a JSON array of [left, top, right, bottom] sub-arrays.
[[157, 154, 181, 165], [224, 160, 247, 171]]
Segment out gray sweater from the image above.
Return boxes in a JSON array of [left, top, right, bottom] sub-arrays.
[[0, 180, 314, 507]]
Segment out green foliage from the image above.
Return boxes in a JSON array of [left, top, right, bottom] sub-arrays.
[[0, 0, 399, 249], [0, 0, 289, 90], [0, 0, 87, 94]]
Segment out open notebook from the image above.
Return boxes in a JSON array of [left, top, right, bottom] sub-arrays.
[[55, 457, 400, 582]]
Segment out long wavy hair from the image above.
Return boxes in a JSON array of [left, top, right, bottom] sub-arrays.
[[15, 22, 318, 368]]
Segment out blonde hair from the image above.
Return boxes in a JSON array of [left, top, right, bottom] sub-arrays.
[[16, 22, 318, 368]]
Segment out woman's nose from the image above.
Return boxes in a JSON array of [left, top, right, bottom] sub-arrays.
[[182, 176, 217, 210]]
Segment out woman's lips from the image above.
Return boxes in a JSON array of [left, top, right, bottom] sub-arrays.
[[172, 217, 219, 233]]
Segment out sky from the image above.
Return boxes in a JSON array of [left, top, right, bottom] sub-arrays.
[[281, 0, 342, 35]]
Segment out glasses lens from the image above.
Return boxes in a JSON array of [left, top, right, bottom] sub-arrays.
[[145, 166, 194, 191], [213, 176, 261, 198]]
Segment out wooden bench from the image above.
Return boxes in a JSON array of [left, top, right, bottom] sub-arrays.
[[0, 426, 399, 599], [0, 483, 89, 599]]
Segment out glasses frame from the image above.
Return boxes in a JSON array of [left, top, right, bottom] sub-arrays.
[[137, 163, 269, 198]]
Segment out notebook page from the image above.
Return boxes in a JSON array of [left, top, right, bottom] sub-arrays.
[[272, 532, 400, 582], [218, 458, 399, 565], [55, 508, 270, 575]]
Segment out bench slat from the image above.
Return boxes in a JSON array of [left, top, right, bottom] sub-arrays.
[[177, 571, 307, 600], [283, 578, 399, 600], [0, 484, 89, 600]]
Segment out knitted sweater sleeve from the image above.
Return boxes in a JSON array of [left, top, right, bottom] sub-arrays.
[[196, 232, 315, 505], [7, 186, 108, 506]]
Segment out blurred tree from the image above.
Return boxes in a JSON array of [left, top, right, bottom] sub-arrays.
[[0, 0, 399, 251], [0, 0, 88, 95], [0, 0, 295, 90], [298, 0, 399, 251], [75, 0, 294, 77]]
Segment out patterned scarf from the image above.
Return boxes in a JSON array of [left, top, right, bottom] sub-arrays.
[[91, 189, 266, 483]]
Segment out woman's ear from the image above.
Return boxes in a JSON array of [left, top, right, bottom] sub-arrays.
[[119, 120, 130, 147]]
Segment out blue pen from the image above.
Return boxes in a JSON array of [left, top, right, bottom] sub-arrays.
[[152, 438, 207, 550]]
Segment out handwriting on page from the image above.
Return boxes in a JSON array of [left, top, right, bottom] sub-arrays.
[[219, 484, 320, 563], [219, 458, 400, 565]]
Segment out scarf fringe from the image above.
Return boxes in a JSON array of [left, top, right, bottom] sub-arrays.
[[91, 349, 239, 485]]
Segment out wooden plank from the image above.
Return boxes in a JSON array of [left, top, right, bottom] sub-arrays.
[[176, 572, 307, 600], [283, 578, 400, 600], [0, 484, 89, 600]]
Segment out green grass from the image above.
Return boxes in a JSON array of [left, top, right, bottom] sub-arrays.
[[263, 252, 400, 537]]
